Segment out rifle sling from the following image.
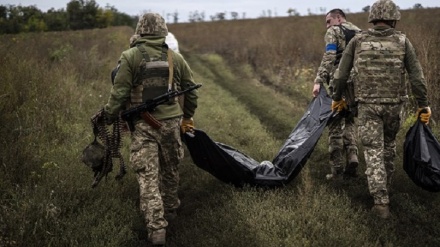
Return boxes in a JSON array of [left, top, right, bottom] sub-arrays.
[[167, 48, 174, 90]]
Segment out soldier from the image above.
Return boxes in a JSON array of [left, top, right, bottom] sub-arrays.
[[331, 0, 431, 219], [104, 13, 199, 245], [111, 35, 141, 85], [312, 9, 361, 180]]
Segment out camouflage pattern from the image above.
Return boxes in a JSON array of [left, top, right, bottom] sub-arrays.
[[327, 113, 358, 173], [130, 118, 184, 231], [357, 103, 403, 204], [104, 36, 198, 121], [131, 45, 170, 106], [129, 34, 140, 48], [331, 8, 429, 209], [104, 23, 198, 237], [135, 13, 168, 37], [333, 26, 428, 107], [368, 0, 401, 23], [314, 22, 361, 85], [353, 29, 407, 103], [314, 21, 360, 172]]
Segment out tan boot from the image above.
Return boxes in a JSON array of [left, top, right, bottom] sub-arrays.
[[150, 228, 166, 246], [371, 204, 391, 219]]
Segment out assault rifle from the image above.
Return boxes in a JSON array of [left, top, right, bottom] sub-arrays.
[[121, 83, 202, 131]]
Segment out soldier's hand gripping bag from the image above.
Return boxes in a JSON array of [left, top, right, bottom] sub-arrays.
[[403, 119, 440, 192]]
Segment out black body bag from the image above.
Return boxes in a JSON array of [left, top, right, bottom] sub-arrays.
[[183, 87, 333, 188], [403, 120, 440, 192]]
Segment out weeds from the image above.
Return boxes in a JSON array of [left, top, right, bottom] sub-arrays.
[[1, 12, 440, 247]]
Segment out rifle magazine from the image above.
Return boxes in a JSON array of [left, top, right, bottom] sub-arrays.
[[141, 112, 163, 129]]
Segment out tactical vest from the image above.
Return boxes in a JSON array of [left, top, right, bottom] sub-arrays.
[[130, 44, 175, 107], [353, 31, 407, 103]]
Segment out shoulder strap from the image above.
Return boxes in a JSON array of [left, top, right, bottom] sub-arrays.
[[167, 48, 174, 91], [136, 43, 174, 91], [338, 25, 357, 45], [161, 43, 174, 91], [136, 44, 151, 61], [334, 25, 359, 66]]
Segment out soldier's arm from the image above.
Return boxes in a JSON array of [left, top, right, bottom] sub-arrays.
[[332, 38, 355, 101], [174, 53, 198, 118], [314, 27, 339, 85], [104, 52, 134, 118], [404, 38, 429, 107]]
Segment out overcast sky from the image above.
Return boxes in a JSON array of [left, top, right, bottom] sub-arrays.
[[1, 0, 439, 22]]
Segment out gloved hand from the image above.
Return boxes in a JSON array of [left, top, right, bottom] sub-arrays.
[[416, 106, 431, 124], [181, 117, 195, 133], [331, 99, 347, 112]]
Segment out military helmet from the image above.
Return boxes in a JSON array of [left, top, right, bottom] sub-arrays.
[[135, 13, 168, 37], [81, 140, 105, 170], [368, 0, 401, 23]]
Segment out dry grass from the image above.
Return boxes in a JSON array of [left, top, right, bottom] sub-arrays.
[[169, 8, 440, 121], [1, 9, 440, 246]]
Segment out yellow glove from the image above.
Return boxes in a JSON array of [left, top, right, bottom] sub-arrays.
[[331, 100, 347, 112], [416, 106, 431, 124], [181, 117, 195, 133]]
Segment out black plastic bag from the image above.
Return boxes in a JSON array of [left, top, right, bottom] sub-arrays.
[[403, 120, 440, 192], [184, 87, 333, 187]]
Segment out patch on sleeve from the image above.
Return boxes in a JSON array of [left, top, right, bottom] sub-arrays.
[[326, 44, 337, 52]]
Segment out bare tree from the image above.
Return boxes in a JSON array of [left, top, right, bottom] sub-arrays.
[[218, 12, 226, 20], [230, 11, 238, 20], [413, 3, 423, 9], [287, 8, 300, 16], [172, 11, 178, 23], [210, 12, 225, 21], [188, 10, 205, 22], [362, 5, 370, 12]]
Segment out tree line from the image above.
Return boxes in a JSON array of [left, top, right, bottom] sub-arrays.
[[0, 0, 428, 34], [0, 0, 137, 34]]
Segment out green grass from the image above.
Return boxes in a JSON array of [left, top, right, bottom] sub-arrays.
[[1, 22, 440, 247]]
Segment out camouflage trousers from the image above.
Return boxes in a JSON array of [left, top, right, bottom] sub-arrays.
[[130, 118, 184, 232], [327, 113, 358, 172], [358, 103, 403, 205]]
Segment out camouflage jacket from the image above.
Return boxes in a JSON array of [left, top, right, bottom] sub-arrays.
[[105, 36, 198, 120], [332, 25, 429, 107], [314, 21, 361, 86]]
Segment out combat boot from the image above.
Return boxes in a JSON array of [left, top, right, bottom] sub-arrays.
[[164, 208, 177, 221], [371, 204, 391, 219], [344, 151, 359, 178], [149, 228, 166, 246]]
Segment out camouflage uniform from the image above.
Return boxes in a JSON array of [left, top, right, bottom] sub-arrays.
[[104, 13, 198, 239], [130, 119, 184, 230], [332, 1, 429, 206], [314, 21, 361, 176]]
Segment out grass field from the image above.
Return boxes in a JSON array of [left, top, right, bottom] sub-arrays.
[[1, 9, 440, 246]]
